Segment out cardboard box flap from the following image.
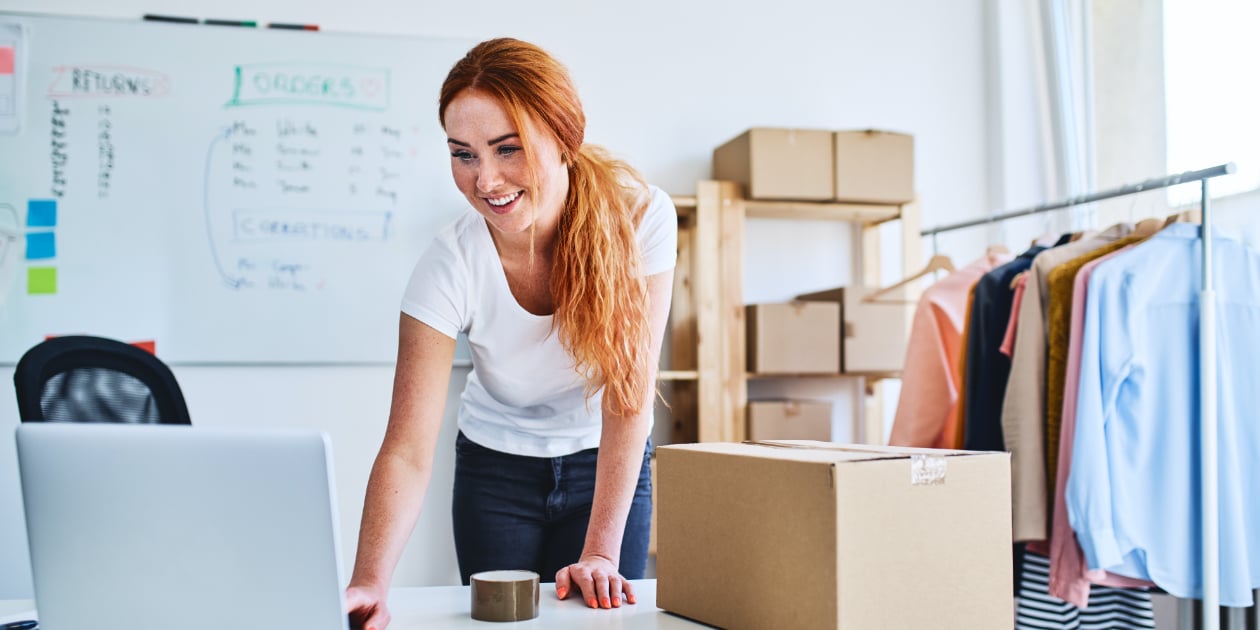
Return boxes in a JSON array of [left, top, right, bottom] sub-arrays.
[[661, 441, 993, 468], [751, 440, 990, 458]]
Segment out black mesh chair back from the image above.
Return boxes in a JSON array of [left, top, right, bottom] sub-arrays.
[[14, 335, 192, 424]]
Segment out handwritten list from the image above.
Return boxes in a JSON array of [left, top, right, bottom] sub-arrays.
[[204, 61, 421, 292]]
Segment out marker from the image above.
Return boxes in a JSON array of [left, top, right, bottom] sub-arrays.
[[204, 18, 258, 27], [143, 14, 199, 24], [268, 22, 320, 31], [0, 620, 38, 630]]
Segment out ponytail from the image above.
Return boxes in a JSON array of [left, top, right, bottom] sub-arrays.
[[552, 144, 652, 418]]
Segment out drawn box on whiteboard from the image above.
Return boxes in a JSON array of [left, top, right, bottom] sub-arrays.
[[232, 209, 390, 243]]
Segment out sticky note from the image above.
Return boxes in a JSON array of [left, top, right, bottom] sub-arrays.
[[25, 231, 55, 259], [0, 46, 13, 75], [27, 266, 56, 294], [27, 199, 56, 227]]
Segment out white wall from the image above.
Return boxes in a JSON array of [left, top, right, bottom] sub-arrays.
[[0, 0, 1002, 598]]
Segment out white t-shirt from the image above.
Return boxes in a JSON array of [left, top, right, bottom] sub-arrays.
[[401, 184, 677, 457]]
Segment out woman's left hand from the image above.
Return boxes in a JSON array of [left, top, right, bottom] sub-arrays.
[[554, 554, 636, 609]]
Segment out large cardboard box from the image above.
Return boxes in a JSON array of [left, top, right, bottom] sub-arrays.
[[747, 400, 833, 441], [833, 130, 915, 204], [795, 285, 911, 373], [713, 128, 834, 201], [656, 441, 1013, 630], [746, 302, 841, 374]]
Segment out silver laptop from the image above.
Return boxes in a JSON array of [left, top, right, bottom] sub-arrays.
[[15, 423, 350, 630]]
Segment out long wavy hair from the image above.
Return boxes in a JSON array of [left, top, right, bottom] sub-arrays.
[[439, 38, 652, 419]]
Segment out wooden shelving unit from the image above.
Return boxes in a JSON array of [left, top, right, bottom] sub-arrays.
[[665, 180, 922, 445]]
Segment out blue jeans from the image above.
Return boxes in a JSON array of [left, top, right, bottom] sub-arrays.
[[451, 431, 652, 585]]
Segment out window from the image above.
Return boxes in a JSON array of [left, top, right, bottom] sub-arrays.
[[1164, 0, 1260, 204]]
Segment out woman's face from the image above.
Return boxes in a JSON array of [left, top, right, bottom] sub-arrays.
[[443, 89, 569, 239]]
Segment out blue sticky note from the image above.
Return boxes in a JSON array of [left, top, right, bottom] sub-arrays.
[[27, 199, 57, 227], [26, 231, 55, 260]]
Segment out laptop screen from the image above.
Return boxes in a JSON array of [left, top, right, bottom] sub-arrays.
[[15, 423, 349, 630]]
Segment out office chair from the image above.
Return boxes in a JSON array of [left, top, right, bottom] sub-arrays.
[[14, 335, 192, 424]]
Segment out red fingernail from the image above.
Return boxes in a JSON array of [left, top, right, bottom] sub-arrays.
[[556, 587, 567, 599], [613, 597, 621, 607], [628, 594, 637, 604], [588, 598, 597, 608], [601, 597, 610, 608]]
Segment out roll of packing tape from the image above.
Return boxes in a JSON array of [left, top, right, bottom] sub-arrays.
[[470, 569, 540, 622]]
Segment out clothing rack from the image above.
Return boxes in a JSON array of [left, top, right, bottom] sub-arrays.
[[921, 162, 1237, 630]]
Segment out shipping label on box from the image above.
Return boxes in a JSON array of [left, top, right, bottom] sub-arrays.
[[713, 127, 834, 201], [656, 441, 1013, 630]]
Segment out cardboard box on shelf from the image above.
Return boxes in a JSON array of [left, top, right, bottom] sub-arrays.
[[747, 400, 832, 442], [712, 127, 834, 201], [795, 285, 912, 373], [745, 301, 841, 374], [833, 129, 915, 204], [656, 441, 1013, 630]]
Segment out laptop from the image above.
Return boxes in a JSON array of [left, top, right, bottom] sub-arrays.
[[15, 423, 350, 630]]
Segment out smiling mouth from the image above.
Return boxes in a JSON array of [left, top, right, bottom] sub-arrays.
[[484, 191, 522, 214]]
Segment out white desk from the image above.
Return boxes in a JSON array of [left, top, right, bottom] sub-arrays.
[[0, 579, 709, 628]]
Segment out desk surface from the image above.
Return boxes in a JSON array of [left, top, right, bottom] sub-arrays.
[[0, 579, 709, 629]]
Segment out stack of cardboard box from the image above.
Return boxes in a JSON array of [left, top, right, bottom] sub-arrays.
[[722, 127, 917, 441], [713, 127, 915, 205]]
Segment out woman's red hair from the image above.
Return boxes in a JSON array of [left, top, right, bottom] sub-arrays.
[[439, 38, 652, 419]]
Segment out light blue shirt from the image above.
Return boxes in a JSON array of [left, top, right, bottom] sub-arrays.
[[1067, 222, 1260, 606]]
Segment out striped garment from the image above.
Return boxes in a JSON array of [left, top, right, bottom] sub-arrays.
[[1016, 550, 1155, 629]]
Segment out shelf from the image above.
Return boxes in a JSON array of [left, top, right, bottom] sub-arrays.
[[747, 372, 843, 379], [673, 193, 903, 225], [658, 370, 699, 381], [746, 371, 902, 380], [671, 195, 697, 213], [743, 199, 902, 225], [662, 179, 921, 445]]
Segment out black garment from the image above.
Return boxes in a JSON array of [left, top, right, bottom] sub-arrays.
[[961, 245, 1046, 452]]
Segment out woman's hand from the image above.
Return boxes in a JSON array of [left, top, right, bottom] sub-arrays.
[[554, 554, 637, 609], [345, 583, 391, 630]]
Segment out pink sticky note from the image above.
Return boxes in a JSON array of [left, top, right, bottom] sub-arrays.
[[0, 46, 13, 75]]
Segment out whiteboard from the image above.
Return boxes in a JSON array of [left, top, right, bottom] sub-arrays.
[[0, 13, 474, 363]]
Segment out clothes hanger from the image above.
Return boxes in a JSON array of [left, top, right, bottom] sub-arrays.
[[1132, 216, 1166, 237], [1028, 206, 1063, 247], [1165, 207, 1201, 224], [862, 254, 956, 303]]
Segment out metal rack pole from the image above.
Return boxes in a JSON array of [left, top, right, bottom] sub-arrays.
[[1200, 176, 1219, 630], [920, 164, 1234, 237]]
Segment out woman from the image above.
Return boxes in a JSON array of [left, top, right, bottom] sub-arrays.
[[344, 38, 676, 629]]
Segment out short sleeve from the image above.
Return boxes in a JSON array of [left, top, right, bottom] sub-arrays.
[[637, 185, 678, 276], [400, 232, 468, 340]]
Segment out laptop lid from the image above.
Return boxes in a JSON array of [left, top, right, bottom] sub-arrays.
[[15, 423, 349, 630]]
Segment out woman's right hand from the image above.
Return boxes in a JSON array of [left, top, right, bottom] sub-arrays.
[[345, 583, 391, 630]]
